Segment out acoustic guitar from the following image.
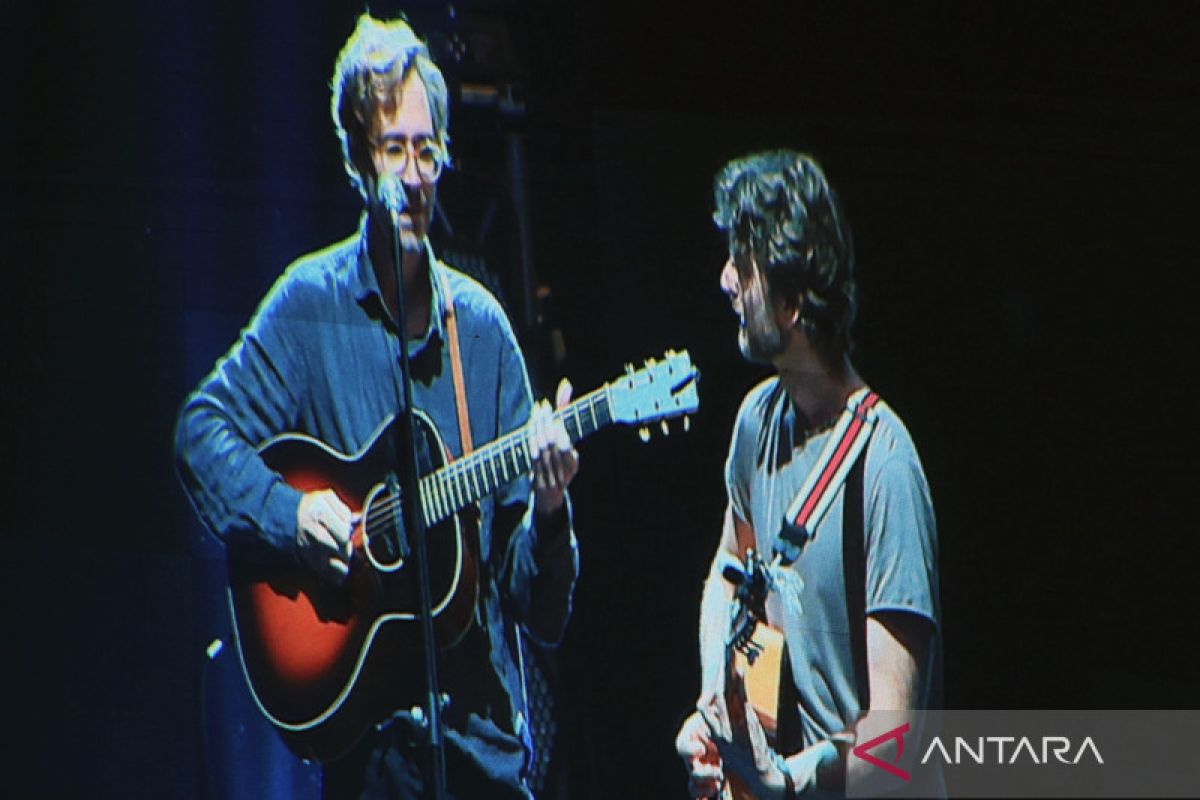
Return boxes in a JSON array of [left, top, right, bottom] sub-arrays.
[[228, 351, 700, 762], [719, 549, 786, 800]]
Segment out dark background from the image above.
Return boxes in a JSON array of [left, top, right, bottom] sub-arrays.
[[3, 1, 1197, 797]]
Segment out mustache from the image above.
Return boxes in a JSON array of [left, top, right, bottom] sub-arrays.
[[374, 175, 430, 214]]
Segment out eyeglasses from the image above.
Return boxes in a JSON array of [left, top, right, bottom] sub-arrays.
[[372, 137, 446, 182]]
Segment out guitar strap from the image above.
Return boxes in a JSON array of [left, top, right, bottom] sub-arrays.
[[438, 264, 474, 456], [843, 448, 870, 710], [778, 388, 881, 554], [771, 388, 881, 750]]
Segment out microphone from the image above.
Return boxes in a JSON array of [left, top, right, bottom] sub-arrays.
[[377, 173, 407, 222]]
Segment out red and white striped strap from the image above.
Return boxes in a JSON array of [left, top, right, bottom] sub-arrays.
[[782, 388, 881, 536]]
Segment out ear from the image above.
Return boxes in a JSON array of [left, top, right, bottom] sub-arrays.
[[775, 293, 802, 329]]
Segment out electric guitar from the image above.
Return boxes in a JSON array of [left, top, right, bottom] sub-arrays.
[[228, 351, 700, 763]]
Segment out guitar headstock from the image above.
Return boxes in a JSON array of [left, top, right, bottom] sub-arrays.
[[606, 350, 700, 438], [722, 550, 772, 664]]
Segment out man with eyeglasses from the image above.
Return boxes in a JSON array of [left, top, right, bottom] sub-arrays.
[[175, 14, 579, 799]]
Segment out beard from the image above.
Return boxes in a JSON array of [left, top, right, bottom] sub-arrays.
[[369, 206, 428, 258], [737, 308, 787, 365], [370, 178, 433, 254]]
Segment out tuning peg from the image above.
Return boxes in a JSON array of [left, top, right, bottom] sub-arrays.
[[683, 415, 691, 432], [625, 363, 635, 375], [660, 421, 670, 436], [638, 427, 650, 443]]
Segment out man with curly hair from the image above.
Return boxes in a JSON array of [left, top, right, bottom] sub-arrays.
[[175, 14, 579, 799], [674, 151, 942, 798]]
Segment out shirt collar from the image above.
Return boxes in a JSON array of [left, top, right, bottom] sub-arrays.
[[352, 214, 448, 350]]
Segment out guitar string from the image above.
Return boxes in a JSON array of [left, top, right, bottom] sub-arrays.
[[355, 356, 689, 535], [360, 411, 565, 535], [356, 362, 689, 538], [358, 391, 608, 538], [358, 366, 693, 536]]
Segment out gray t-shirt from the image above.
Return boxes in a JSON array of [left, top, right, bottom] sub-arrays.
[[725, 378, 941, 746]]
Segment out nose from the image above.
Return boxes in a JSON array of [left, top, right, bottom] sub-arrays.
[[400, 158, 422, 187], [399, 149, 424, 187], [719, 259, 739, 299]]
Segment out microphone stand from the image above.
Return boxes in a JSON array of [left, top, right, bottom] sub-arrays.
[[384, 203, 448, 800]]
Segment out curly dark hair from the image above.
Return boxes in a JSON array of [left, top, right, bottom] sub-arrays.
[[713, 150, 856, 360], [330, 14, 450, 202]]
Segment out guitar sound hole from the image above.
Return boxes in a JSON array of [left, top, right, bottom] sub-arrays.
[[362, 488, 410, 569]]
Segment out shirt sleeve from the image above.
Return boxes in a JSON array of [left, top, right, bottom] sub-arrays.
[[173, 275, 307, 556], [724, 390, 758, 524], [490, 317, 579, 647], [863, 452, 940, 628]]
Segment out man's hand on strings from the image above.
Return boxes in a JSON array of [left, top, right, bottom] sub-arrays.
[[296, 489, 355, 584], [531, 378, 578, 517], [696, 665, 791, 800], [675, 709, 726, 799]]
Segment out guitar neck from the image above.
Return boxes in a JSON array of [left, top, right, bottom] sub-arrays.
[[417, 388, 612, 526]]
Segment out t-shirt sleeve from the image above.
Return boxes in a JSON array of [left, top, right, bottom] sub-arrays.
[[863, 452, 940, 629], [724, 398, 756, 524]]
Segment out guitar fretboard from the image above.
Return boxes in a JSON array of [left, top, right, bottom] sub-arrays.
[[416, 388, 612, 526], [357, 350, 697, 553]]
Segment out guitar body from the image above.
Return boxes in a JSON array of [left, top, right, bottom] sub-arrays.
[[718, 538, 789, 800], [734, 622, 784, 736], [717, 623, 785, 800], [228, 411, 478, 763], [216, 350, 701, 763]]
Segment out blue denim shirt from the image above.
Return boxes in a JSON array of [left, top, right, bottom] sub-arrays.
[[175, 219, 577, 794]]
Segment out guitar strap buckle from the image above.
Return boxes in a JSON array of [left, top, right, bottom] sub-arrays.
[[773, 521, 809, 566]]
